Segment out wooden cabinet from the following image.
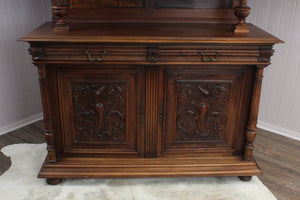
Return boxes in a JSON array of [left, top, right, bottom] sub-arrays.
[[21, 0, 282, 185]]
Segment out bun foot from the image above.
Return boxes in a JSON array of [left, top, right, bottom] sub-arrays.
[[238, 176, 252, 181], [46, 178, 63, 185]]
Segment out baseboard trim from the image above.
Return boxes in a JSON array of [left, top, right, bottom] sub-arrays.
[[258, 121, 300, 142], [0, 113, 43, 136]]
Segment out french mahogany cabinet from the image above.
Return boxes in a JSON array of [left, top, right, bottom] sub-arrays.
[[21, 0, 282, 185]]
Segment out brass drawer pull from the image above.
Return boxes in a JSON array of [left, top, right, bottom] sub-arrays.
[[85, 51, 106, 62], [199, 52, 222, 62]]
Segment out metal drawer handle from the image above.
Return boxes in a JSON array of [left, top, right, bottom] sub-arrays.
[[199, 52, 222, 62], [85, 51, 106, 62]]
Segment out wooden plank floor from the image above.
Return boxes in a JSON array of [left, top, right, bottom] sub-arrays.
[[0, 120, 299, 200]]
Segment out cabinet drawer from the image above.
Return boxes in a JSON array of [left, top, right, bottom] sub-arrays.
[[37, 44, 147, 62], [30, 44, 267, 64], [157, 45, 260, 63]]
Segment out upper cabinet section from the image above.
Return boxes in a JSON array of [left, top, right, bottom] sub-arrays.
[[68, 0, 234, 9], [69, 0, 145, 8], [157, 0, 233, 9], [52, 0, 250, 34]]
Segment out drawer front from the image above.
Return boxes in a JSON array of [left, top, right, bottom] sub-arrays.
[[30, 44, 270, 64], [157, 45, 260, 63], [36, 44, 147, 62]]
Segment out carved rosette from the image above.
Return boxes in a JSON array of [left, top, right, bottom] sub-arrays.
[[72, 82, 127, 143], [175, 81, 232, 142], [258, 46, 274, 63]]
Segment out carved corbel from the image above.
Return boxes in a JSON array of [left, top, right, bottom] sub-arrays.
[[258, 46, 274, 63], [234, 0, 251, 34], [28, 45, 44, 61], [147, 46, 160, 62], [53, 0, 70, 32]]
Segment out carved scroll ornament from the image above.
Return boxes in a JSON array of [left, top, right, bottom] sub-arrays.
[[176, 81, 231, 142], [72, 82, 127, 143]]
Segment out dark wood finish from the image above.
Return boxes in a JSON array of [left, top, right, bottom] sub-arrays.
[[52, 1, 70, 31], [47, 178, 63, 185], [37, 65, 57, 163], [233, 0, 251, 34], [20, 0, 282, 184], [157, 0, 233, 9], [1, 124, 299, 199], [163, 66, 252, 156], [57, 66, 145, 157], [244, 66, 264, 161], [238, 176, 252, 181], [70, 0, 144, 8], [52, 0, 251, 32], [21, 23, 282, 44], [52, 0, 241, 26]]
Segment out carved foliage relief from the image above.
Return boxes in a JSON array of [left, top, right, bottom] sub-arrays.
[[72, 82, 126, 143], [175, 81, 232, 142]]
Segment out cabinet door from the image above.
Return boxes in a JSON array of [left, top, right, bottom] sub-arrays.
[[57, 66, 144, 157], [162, 66, 254, 156]]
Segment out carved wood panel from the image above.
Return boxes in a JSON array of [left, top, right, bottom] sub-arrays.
[[72, 82, 126, 143], [175, 81, 231, 142], [58, 67, 144, 156], [163, 67, 246, 154]]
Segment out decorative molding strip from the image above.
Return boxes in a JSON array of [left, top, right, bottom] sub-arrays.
[[0, 113, 43, 136], [258, 121, 300, 142]]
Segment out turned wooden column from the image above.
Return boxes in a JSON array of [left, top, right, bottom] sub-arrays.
[[38, 65, 57, 163], [244, 66, 265, 161], [53, 0, 69, 32], [234, 0, 251, 34]]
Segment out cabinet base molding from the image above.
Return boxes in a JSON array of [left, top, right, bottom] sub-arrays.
[[39, 156, 262, 180]]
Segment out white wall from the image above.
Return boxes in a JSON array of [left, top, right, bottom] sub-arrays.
[[247, 0, 300, 141], [0, 0, 299, 141], [0, 0, 51, 134]]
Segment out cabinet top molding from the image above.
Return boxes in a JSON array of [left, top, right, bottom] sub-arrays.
[[21, 22, 283, 44]]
